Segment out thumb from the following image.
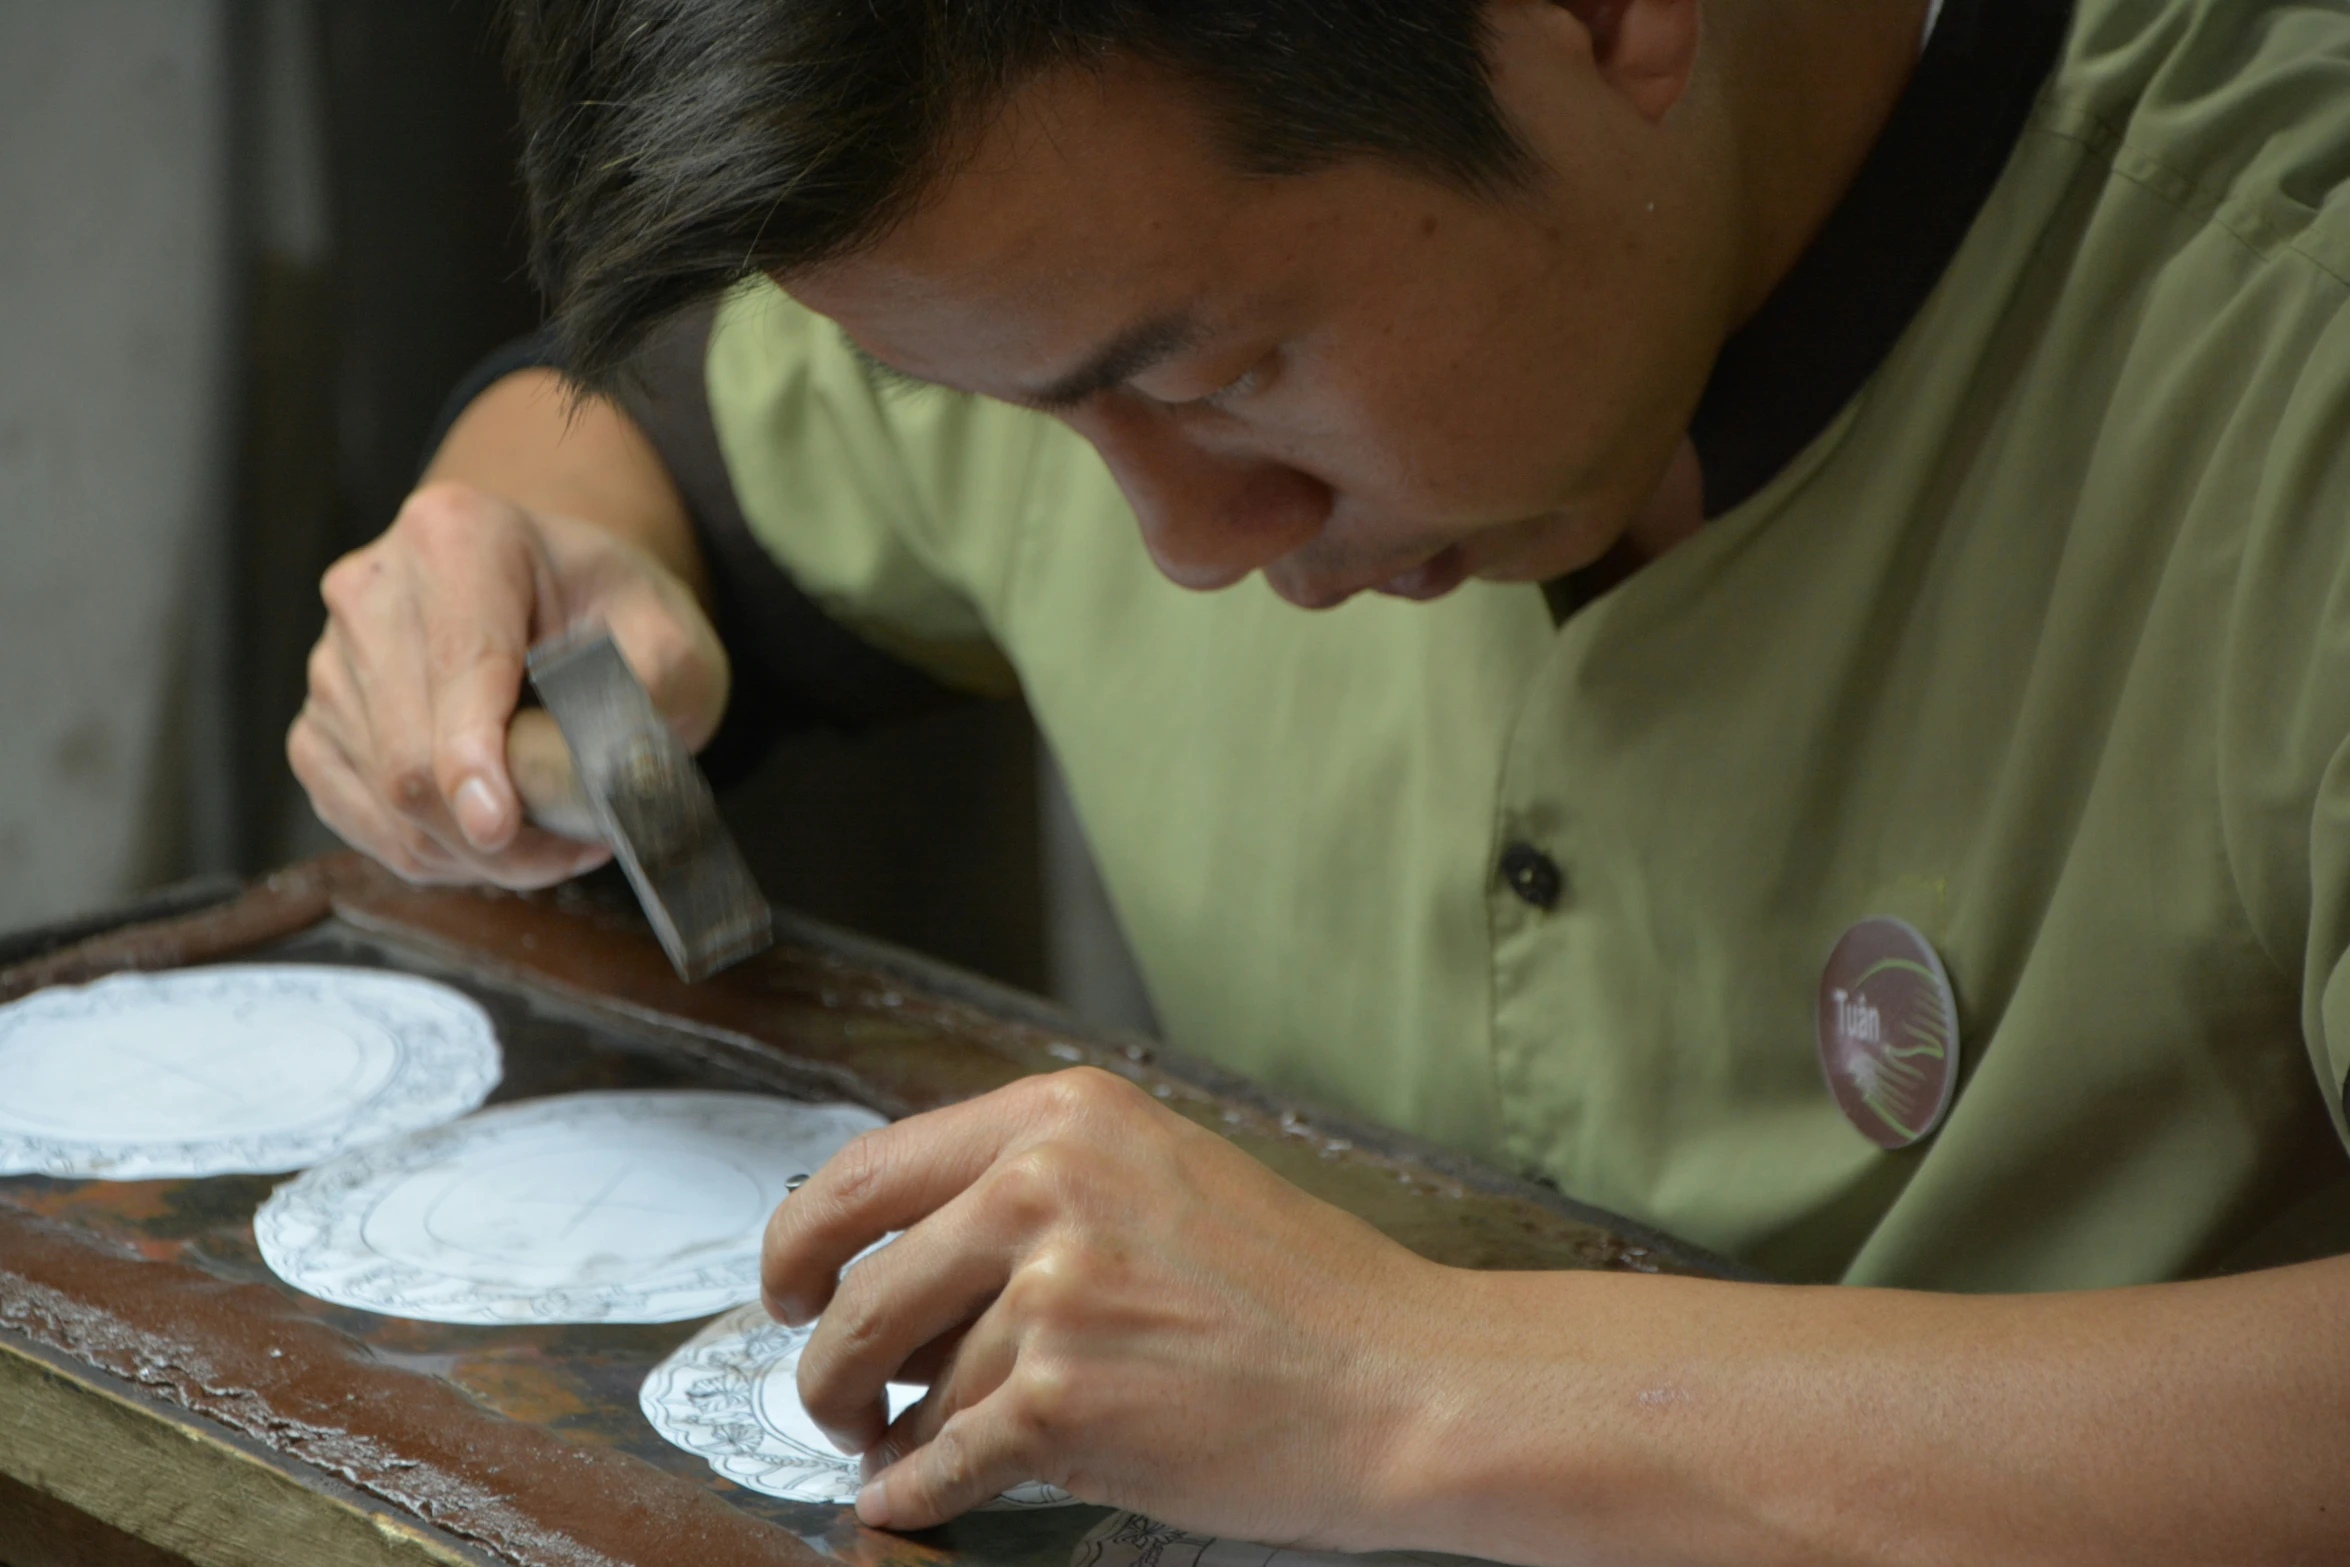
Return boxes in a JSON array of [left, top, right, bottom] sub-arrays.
[[429, 628, 531, 852], [605, 589, 732, 752], [504, 707, 603, 842]]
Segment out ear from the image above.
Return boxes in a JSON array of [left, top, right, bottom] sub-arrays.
[[1554, 0, 1701, 124]]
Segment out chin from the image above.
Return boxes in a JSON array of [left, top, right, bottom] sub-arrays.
[[1465, 511, 1622, 584], [1269, 507, 1611, 607]]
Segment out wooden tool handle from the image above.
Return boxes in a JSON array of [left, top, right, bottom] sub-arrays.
[[506, 708, 604, 843]]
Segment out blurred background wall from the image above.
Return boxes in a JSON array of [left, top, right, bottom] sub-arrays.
[[0, 0, 1155, 1035], [0, 3, 238, 922]]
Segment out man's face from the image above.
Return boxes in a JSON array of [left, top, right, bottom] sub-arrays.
[[787, 3, 1730, 608]]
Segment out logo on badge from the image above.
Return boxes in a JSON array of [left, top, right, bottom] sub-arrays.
[[1815, 917, 1960, 1150]]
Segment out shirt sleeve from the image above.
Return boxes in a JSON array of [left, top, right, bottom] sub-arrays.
[[704, 279, 1066, 700], [612, 303, 975, 781]]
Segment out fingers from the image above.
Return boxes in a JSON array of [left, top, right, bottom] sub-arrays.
[[845, 1291, 1050, 1530], [860, 1413, 1034, 1532], [866, 1306, 1016, 1481], [604, 587, 731, 749], [504, 708, 601, 841], [291, 701, 608, 888], [890, 1320, 973, 1390], [792, 1171, 1044, 1453], [535, 511, 731, 749], [425, 605, 533, 854], [370, 483, 541, 853], [858, 1342, 1058, 1533], [290, 480, 655, 889], [290, 703, 464, 883], [762, 1070, 1145, 1326]]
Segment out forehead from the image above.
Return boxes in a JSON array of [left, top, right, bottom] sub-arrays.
[[783, 62, 1302, 376]]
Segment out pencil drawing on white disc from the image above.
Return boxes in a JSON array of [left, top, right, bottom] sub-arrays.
[[256, 1090, 886, 1323], [640, 1300, 1076, 1508], [0, 965, 501, 1179]]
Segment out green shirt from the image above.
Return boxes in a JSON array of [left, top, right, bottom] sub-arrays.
[[704, 0, 2350, 1288]]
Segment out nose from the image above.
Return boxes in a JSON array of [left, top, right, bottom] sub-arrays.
[[1075, 398, 1332, 591]]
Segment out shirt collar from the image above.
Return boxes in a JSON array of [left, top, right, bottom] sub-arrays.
[[1687, 0, 2076, 517]]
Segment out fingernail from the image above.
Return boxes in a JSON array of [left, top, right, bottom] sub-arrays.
[[856, 1480, 891, 1528], [454, 776, 504, 847]]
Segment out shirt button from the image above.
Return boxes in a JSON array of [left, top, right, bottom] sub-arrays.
[[1499, 843, 1562, 910]]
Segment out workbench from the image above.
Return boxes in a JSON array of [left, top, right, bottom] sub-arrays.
[[0, 855, 1740, 1567]]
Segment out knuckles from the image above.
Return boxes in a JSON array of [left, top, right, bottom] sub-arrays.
[[393, 479, 506, 553], [302, 639, 342, 702], [317, 547, 389, 621], [320, 480, 523, 623], [985, 1142, 1096, 1233], [813, 1274, 892, 1370], [284, 709, 328, 781], [921, 1419, 980, 1502], [1003, 1356, 1078, 1446], [1004, 1066, 1165, 1155], [1022, 1065, 1145, 1125], [995, 1236, 1132, 1340], [759, 1131, 894, 1317], [824, 1127, 894, 1209]]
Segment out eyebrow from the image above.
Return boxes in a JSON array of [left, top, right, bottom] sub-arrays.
[[1022, 310, 1202, 411]]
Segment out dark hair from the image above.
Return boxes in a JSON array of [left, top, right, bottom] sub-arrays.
[[507, 0, 1531, 388]]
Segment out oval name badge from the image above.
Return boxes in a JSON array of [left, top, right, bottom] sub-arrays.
[[1815, 917, 1960, 1149]]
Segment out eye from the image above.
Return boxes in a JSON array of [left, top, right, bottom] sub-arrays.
[[1197, 361, 1265, 406], [1162, 352, 1274, 412]]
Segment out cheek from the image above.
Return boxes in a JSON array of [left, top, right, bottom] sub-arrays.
[[1297, 373, 1580, 522], [1274, 265, 1614, 522]]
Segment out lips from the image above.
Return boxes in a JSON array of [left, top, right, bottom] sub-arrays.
[[1371, 545, 1470, 602], [1270, 543, 1474, 610]]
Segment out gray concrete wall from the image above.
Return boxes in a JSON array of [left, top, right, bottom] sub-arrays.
[[0, 2, 237, 928]]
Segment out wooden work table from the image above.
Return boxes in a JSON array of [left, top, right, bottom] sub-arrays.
[[0, 855, 1740, 1567]]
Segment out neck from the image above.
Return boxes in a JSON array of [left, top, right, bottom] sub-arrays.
[[1711, 0, 1935, 326]]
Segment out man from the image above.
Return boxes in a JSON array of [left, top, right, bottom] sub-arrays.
[[291, 0, 2350, 1558]]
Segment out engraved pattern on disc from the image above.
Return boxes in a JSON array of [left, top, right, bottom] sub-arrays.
[[256, 1090, 884, 1324], [0, 965, 501, 1179]]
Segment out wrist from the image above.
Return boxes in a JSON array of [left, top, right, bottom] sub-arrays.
[[1348, 1265, 1613, 1559]]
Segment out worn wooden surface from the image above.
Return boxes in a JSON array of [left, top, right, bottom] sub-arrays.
[[0, 855, 1737, 1567], [0, 1334, 484, 1567], [0, 1466, 200, 1567]]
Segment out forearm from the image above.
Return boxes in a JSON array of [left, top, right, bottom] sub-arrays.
[[422, 367, 711, 607], [1392, 1256, 2350, 1567]]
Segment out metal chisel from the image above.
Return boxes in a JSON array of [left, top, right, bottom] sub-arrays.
[[508, 626, 772, 982]]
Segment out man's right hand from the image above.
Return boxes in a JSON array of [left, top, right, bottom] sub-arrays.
[[289, 473, 729, 890]]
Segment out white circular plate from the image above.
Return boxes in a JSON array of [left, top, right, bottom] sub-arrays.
[[0, 965, 501, 1179], [256, 1090, 885, 1324], [640, 1299, 1076, 1508]]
